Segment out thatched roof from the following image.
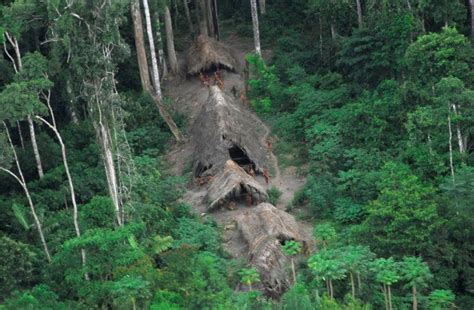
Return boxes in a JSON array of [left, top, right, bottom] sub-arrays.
[[191, 86, 269, 178], [205, 160, 268, 210], [236, 203, 315, 297], [186, 35, 238, 75]]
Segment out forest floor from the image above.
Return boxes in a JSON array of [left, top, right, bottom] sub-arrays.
[[163, 33, 312, 261]]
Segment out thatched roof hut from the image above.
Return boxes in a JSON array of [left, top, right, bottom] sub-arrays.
[[186, 35, 238, 75], [236, 203, 315, 297], [190, 86, 269, 178], [205, 160, 268, 210]]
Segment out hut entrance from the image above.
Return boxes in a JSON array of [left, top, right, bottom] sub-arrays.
[[229, 145, 255, 171]]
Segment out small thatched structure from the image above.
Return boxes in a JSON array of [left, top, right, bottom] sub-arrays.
[[205, 160, 268, 210], [191, 86, 268, 178], [186, 35, 238, 75], [236, 203, 315, 297]]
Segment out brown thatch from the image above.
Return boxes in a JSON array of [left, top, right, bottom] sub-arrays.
[[205, 160, 268, 210], [236, 203, 315, 297], [186, 35, 238, 74], [190, 86, 269, 178]]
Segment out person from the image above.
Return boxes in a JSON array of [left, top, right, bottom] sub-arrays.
[[248, 166, 256, 178], [246, 192, 253, 206], [263, 168, 270, 185], [240, 92, 247, 106], [266, 139, 272, 152]]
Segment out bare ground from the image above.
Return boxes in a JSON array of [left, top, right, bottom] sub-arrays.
[[163, 33, 313, 263]]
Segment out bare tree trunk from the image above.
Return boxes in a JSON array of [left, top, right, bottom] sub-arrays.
[[330, 23, 337, 40], [36, 91, 88, 277], [1, 123, 51, 262], [198, 0, 209, 36], [131, 0, 152, 92], [329, 279, 334, 299], [250, 0, 262, 56], [142, 0, 183, 142], [412, 285, 418, 310], [451, 104, 465, 154], [155, 14, 169, 79], [470, 0, 474, 41], [142, 0, 163, 99], [164, 6, 180, 74], [388, 285, 393, 310], [183, 0, 195, 34], [259, 0, 266, 14], [212, 0, 220, 40], [27, 115, 44, 179], [383, 284, 389, 310], [357, 272, 362, 293], [448, 111, 456, 184], [16, 121, 25, 149], [291, 258, 296, 284], [350, 272, 356, 298], [205, 0, 215, 37], [356, 0, 363, 28]]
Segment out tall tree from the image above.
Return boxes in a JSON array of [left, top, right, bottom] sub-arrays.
[[197, 0, 209, 36], [142, 0, 183, 142], [250, 0, 262, 56], [356, 0, 363, 28], [470, 0, 474, 41], [2, 31, 44, 179], [0, 124, 51, 262], [259, 0, 266, 14], [131, 0, 152, 92], [183, 0, 195, 34], [164, 6, 180, 74]]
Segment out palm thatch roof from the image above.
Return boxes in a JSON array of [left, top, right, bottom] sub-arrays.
[[236, 203, 315, 297], [190, 86, 269, 178], [205, 160, 268, 210], [186, 35, 238, 75]]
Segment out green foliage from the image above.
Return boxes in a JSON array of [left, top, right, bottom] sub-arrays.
[[282, 240, 302, 256], [400, 256, 433, 290], [313, 222, 336, 248], [267, 186, 282, 205], [371, 257, 400, 286], [239, 267, 260, 288], [428, 289, 456, 310], [363, 162, 441, 256], [0, 236, 38, 300]]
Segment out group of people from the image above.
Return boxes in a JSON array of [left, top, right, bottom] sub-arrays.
[[199, 69, 224, 90]]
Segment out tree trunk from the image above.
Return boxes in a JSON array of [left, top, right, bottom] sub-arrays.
[[131, 0, 152, 92], [356, 0, 363, 28], [451, 104, 465, 154], [27, 115, 44, 179], [470, 0, 474, 42], [5, 33, 45, 179], [96, 117, 123, 226], [329, 279, 334, 299], [259, 0, 266, 14], [142, 0, 183, 142], [383, 284, 389, 310], [205, 0, 215, 37], [164, 6, 180, 74], [142, 0, 163, 99], [412, 284, 418, 310], [448, 110, 456, 184], [183, 0, 195, 34], [16, 121, 24, 149], [291, 258, 296, 284], [1, 123, 51, 262], [198, 0, 209, 36], [388, 285, 393, 310], [350, 272, 355, 298], [357, 272, 362, 293], [36, 94, 88, 277], [330, 23, 337, 40], [250, 0, 262, 56], [212, 0, 220, 40], [155, 14, 168, 79]]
